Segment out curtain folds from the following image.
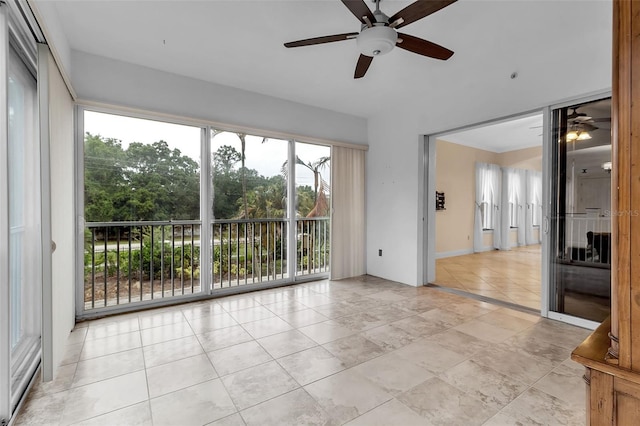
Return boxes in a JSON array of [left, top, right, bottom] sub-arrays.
[[330, 146, 366, 280]]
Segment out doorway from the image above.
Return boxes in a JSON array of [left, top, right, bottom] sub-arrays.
[[427, 113, 544, 311]]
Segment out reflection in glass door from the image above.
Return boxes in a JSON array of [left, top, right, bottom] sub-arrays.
[[549, 97, 612, 322]]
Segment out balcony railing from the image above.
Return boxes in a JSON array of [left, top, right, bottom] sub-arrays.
[[84, 217, 330, 311]]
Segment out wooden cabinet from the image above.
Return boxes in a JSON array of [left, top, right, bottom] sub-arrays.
[[571, 1, 640, 424]]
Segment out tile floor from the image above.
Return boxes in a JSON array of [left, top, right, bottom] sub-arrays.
[[15, 275, 591, 426], [435, 245, 542, 309]]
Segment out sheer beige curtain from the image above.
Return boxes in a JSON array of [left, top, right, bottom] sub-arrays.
[[330, 145, 365, 280]]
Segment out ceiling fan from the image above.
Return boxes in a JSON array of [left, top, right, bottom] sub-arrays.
[[284, 0, 457, 79]]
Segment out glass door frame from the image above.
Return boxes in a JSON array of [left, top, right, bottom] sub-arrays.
[[543, 91, 612, 329], [1, 0, 44, 421]]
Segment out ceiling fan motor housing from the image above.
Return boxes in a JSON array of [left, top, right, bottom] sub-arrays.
[[357, 25, 397, 56]]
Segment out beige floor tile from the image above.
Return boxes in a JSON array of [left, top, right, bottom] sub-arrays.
[[79, 331, 142, 361], [140, 320, 194, 346], [425, 329, 492, 358], [471, 346, 557, 385], [278, 308, 329, 328], [277, 346, 346, 386], [14, 390, 68, 426], [397, 377, 497, 426], [208, 340, 273, 376], [84, 317, 140, 341], [322, 334, 387, 368], [453, 320, 520, 344], [390, 315, 448, 338], [187, 312, 238, 334], [73, 348, 145, 387], [262, 300, 307, 316], [344, 399, 427, 426], [196, 324, 253, 352], [304, 369, 392, 424], [71, 401, 152, 426], [440, 359, 528, 410], [533, 359, 586, 409], [29, 365, 76, 400], [484, 387, 584, 426], [61, 370, 148, 425], [180, 301, 225, 320], [298, 321, 357, 344], [360, 324, 419, 351], [241, 316, 293, 339], [150, 379, 236, 426], [146, 353, 217, 398], [352, 352, 433, 396], [206, 413, 246, 426], [142, 335, 204, 368], [138, 310, 185, 330], [394, 339, 468, 374], [60, 343, 83, 366], [222, 361, 298, 410], [328, 311, 387, 332], [218, 297, 261, 312], [257, 330, 317, 359], [17, 277, 589, 426], [240, 388, 333, 426], [228, 306, 276, 324]]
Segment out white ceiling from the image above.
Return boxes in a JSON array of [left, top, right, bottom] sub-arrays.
[[39, 0, 612, 124], [439, 113, 543, 153]]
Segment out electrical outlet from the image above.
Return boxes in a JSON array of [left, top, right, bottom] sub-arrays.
[[378, 249, 382, 256]]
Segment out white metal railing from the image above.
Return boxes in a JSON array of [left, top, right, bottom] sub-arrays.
[[564, 214, 611, 264], [84, 217, 330, 310]]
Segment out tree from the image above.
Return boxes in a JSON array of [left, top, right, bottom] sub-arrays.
[[84, 134, 200, 222]]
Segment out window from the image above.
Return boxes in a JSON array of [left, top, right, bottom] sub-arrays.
[[510, 201, 519, 228], [481, 201, 493, 230], [79, 108, 332, 312]]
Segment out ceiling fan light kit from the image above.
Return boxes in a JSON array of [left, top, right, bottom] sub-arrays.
[[357, 25, 398, 56], [284, 0, 458, 78]]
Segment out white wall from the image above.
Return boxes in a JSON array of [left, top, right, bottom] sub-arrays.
[[71, 51, 368, 146], [366, 2, 612, 286]]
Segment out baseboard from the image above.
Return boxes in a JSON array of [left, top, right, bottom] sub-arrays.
[[435, 249, 474, 259]]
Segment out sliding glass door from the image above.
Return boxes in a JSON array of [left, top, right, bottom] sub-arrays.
[[6, 40, 41, 412], [548, 97, 612, 323]]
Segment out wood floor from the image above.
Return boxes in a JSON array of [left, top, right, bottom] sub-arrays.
[[434, 246, 542, 310]]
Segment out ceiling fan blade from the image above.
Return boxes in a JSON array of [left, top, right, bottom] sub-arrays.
[[341, 0, 376, 25], [396, 33, 454, 60], [354, 54, 373, 79], [284, 32, 358, 48], [390, 0, 458, 29]]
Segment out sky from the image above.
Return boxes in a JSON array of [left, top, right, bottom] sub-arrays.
[[84, 111, 330, 187]]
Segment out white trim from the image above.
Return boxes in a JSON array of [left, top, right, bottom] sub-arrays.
[[25, 0, 76, 100], [74, 105, 85, 317], [546, 311, 599, 331], [0, 4, 11, 421], [77, 100, 368, 152], [200, 127, 211, 294], [287, 139, 297, 281], [422, 136, 436, 284], [37, 43, 53, 382], [435, 249, 474, 260], [540, 106, 551, 317]]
